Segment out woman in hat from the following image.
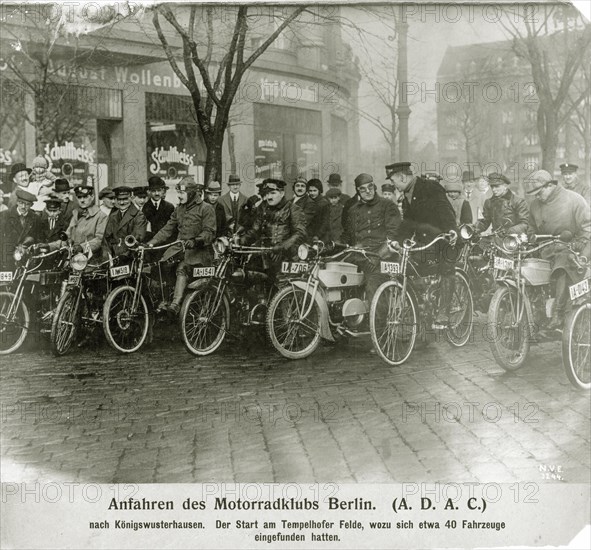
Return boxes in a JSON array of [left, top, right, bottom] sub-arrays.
[[306, 178, 331, 242], [445, 181, 472, 225]]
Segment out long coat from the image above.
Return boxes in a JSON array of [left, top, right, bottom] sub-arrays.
[[219, 192, 247, 227], [0, 207, 44, 269], [50, 205, 107, 256], [475, 189, 528, 235], [149, 198, 215, 265], [344, 195, 401, 254], [297, 194, 331, 243], [143, 199, 175, 239], [103, 204, 148, 258], [528, 184, 591, 279], [447, 196, 473, 226]]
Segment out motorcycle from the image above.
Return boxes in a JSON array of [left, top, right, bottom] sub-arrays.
[[101, 237, 184, 353], [369, 232, 474, 366], [562, 251, 590, 390], [179, 238, 275, 356], [0, 238, 70, 354], [487, 231, 575, 371], [50, 251, 113, 356], [265, 241, 375, 360]]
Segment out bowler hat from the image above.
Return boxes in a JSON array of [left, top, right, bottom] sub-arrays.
[[53, 178, 70, 192], [354, 173, 374, 188], [206, 181, 222, 193], [147, 176, 167, 190], [227, 175, 241, 185], [445, 181, 463, 193], [327, 173, 342, 185], [133, 186, 148, 198], [10, 163, 31, 180], [15, 188, 36, 204], [461, 171, 475, 183], [559, 163, 578, 174], [487, 173, 511, 187], [525, 170, 555, 195]]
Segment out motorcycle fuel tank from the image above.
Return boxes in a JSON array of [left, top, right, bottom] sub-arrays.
[[318, 262, 364, 288]]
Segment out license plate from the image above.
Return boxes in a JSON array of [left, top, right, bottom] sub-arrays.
[[494, 257, 514, 271], [110, 265, 130, 278], [380, 261, 401, 274], [281, 262, 308, 274], [569, 279, 590, 301], [0, 272, 13, 282], [193, 267, 215, 277], [67, 274, 81, 285]]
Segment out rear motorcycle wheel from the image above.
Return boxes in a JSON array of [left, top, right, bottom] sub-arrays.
[[0, 291, 29, 355], [445, 271, 474, 347], [266, 286, 321, 360], [487, 286, 530, 371], [562, 304, 591, 391], [370, 281, 417, 366], [181, 283, 230, 356]]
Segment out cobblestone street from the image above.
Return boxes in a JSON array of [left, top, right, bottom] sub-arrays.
[[1, 317, 589, 484]]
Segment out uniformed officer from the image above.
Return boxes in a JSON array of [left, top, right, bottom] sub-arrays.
[[99, 187, 115, 216], [386, 162, 458, 328], [560, 163, 589, 204], [147, 177, 215, 314]]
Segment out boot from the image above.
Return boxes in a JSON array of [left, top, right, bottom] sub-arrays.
[[167, 272, 188, 315], [433, 274, 456, 329], [548, 273, 568, 331]]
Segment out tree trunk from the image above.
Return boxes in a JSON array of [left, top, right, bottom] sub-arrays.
[[226, 121, 237, 175]]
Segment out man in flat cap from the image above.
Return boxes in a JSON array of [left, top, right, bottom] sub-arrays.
[[525, 169, 591, 330], [326, 173, 351, 206], [238, 180, 269, 235], [102, 186, 148, 259], [445, 181, 473, 225], [241, 178, 307, 271], [144, 176, 175, 239], [474, 173, 528, 235], [47, 184, 107, 256], [131, 186, 149, 211], [41, 197, 69, 243], [560, 163, 589, 204], [99, 187, 115, 217], [205, 180, 228, 238], [326, 187, 344, 242], [343, 173, 401, 299], [0, 188, 44, 269], [148, 176, 215, 314], [387, 161, 458, 328], [219, 175, 247, 230]]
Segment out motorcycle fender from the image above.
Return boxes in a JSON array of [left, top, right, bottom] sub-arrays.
[[290, 280, 334, 342], [496, 280, 535, 330], [187, 278, 214, 290]]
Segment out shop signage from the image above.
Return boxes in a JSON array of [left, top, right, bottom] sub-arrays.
[[149, 146, 196, 175], [43, 141, 95, 186]]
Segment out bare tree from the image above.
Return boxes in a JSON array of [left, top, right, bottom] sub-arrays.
[[566, 61, 591, 179], [499, 4, 591, 171], [151, 4, 307, 182]]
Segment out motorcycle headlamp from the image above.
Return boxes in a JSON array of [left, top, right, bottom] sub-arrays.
[[214, 237, 229, 255], [13, 246, 25, 262], [297, 244, 310, 260], [70, 253, 88, 272], [502, 235, 520, 252], [459, 224, 474, 240]]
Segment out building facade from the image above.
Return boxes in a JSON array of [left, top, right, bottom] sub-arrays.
[[0, 6, 361, 199]]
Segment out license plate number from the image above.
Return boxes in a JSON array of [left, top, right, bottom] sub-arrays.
[[281, 262, 308, 274], [494, 257, 514, 271], [67, 274, 81, 285], [569, 279, 590, 301], [0, 272, 13, 282], [193, 267, 215, 277], [110, 265, 130, 278], [380, 262, 401, 274]]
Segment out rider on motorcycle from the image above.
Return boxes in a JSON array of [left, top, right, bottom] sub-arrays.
[[147, 177, 216, 315], [342, 173, 401, 299], [240, 178, 307, 273], [386, 162, 458, 328], [525, 169, 591, 330]]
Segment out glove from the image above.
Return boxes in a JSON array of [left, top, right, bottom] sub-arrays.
[[238, 236, 247, 246], [271, 244, 283, 254]]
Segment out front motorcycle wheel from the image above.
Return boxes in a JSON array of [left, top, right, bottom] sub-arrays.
[[103, 285, 150, 354], [0, 291, 29, 355], [445, 271, 474, 347], [370, 281, 417, 366], [50, 288, 81, 356], [562, 304, 591, 391], [487, 286, 530, 371], [266, 286, 321, 360], [181, 283, 230, 356]]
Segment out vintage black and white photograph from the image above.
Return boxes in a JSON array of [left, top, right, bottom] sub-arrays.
[[1, 0, 590, 547]]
